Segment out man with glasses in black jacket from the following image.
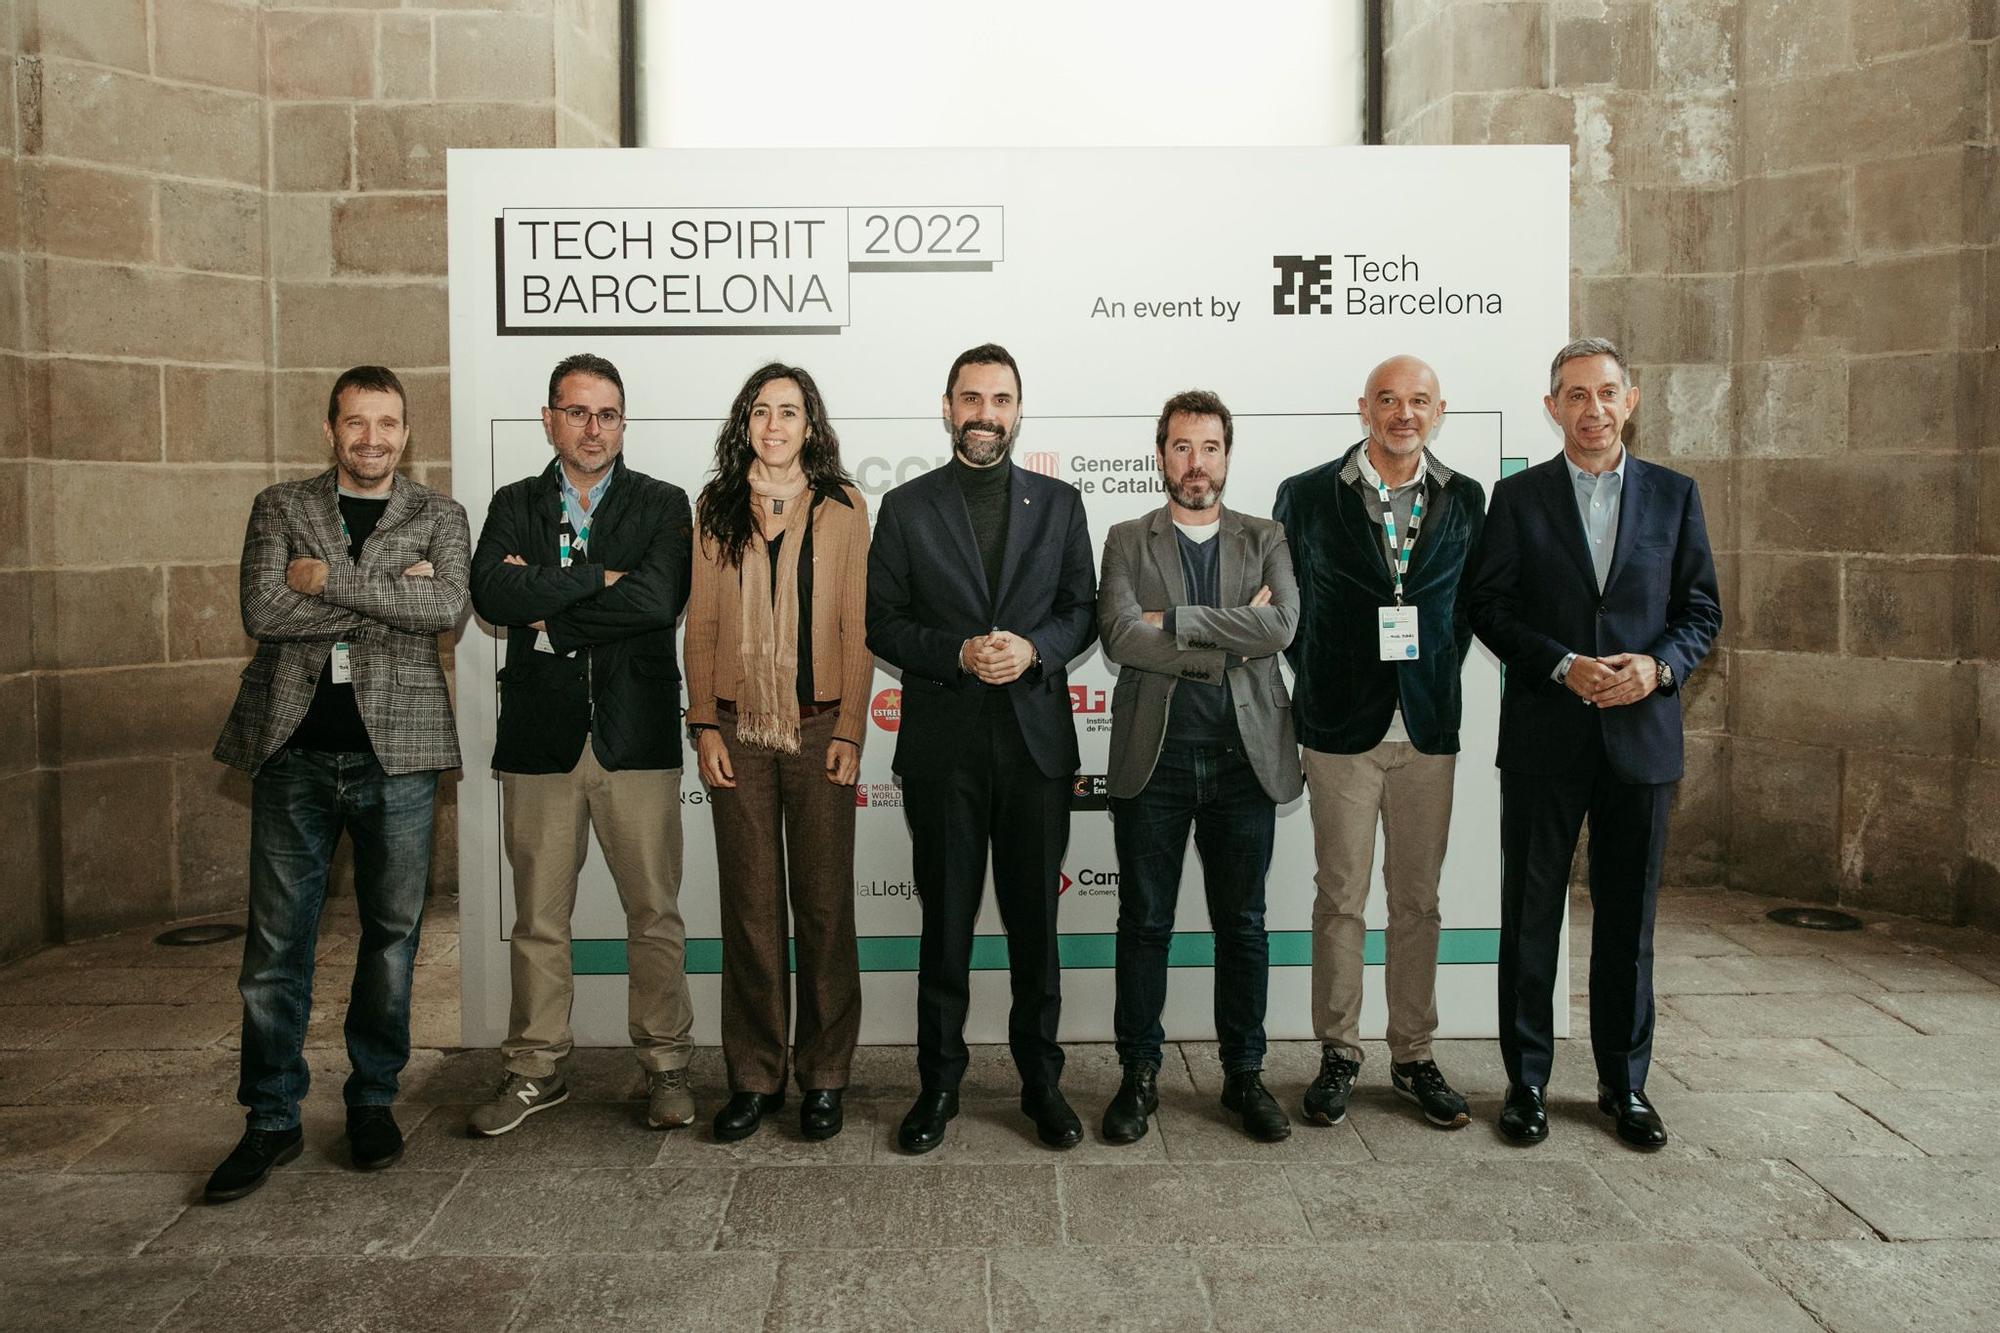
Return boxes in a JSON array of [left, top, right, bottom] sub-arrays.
[[467, 353, 697, 1137]]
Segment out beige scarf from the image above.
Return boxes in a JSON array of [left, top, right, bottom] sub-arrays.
[[735, 485, 812, 752]]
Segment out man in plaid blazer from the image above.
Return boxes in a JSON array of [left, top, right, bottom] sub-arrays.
[[204, 365, 470, 1204]]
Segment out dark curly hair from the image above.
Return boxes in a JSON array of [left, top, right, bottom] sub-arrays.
[[696, 363, 852, 568]]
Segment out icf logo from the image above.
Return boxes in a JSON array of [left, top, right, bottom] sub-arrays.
[[1068, 685, 1106, 714], [1020, 450, 1060, 477], [870, 688, 902, 731]]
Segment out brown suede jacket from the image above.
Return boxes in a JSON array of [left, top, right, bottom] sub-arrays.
[[683, 482, 873, 749]]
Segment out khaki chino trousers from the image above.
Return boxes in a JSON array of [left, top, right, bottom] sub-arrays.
[[499, 744, 692, 1078], [1303, 741, 1456, 1065]]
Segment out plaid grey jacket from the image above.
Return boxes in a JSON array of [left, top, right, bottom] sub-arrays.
[[214, 469, 471, 776]]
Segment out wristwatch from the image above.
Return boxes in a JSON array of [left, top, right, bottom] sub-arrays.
[[1654, 657, 1674, 693]]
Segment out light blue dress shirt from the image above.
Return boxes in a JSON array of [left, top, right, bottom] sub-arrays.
[[560, 466, 614, 554], [1554, 447, 1627, 684]]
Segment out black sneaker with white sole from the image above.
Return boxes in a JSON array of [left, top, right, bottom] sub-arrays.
[[1392, 1059, 1471, 1128], [1302, 1048, 1361, 1126]]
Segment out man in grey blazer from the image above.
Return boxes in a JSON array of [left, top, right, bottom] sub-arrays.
[[206, 365, 469, 1203], [1096, 389, 1302, 1145]]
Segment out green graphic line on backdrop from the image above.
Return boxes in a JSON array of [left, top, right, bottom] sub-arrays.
[[570, 929, 1502, 976], [1500, 455, 1528, 477]]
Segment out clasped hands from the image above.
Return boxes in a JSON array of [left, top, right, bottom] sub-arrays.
[[959, 630, 1036, 685], [285, 556, 433, 596], [1138, 584, 1273, 630], [1564, 652, 1659, 708]]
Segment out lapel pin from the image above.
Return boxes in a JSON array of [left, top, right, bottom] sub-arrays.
[[1024, 497, 1031, 505]]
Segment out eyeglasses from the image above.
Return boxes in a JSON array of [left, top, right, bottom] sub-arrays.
[[554, 406, 625, 430]]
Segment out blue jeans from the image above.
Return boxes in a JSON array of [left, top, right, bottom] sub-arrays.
[[238, 748, 438, 1130], [1110, 742, 1276, 1074]]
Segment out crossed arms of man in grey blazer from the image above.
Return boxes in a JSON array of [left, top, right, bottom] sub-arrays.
[[239, 487, 470, 644]]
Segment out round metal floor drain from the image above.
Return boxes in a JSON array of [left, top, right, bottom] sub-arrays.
[[153, 923, 247, 947], [1766, 907, 1862, 932]]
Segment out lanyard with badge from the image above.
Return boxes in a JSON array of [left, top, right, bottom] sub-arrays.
[[329, 511, 357, 685], [536, 494, 589, 655], [1375, 476, 1425, 661]]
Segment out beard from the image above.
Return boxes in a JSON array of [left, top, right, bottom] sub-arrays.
[[951, 417, 1017, 467], [1166, 468, 1224, 511]]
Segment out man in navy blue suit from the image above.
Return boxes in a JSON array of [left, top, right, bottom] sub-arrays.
[[1466, 337, 1721, 1150], [867, 343, 1097, 1154]]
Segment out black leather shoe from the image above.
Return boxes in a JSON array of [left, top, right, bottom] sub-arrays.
[[1498, 1084, 1548, 1144], [1101, 1064, 1159, 1145], [898, 1088, 959, 1154], [713, 1091, 785, 1143], [1022, 1084, 1083, 1150], [800, 1089, 844, 1141], [1599, 1086, 1668, 1150], [1221, 1070, 1293, 1142], [204, 1125, 304, 1203], [346, 1106, 403, 1171]]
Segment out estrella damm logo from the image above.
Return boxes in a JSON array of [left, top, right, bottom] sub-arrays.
[[870, 687, 902, 731]]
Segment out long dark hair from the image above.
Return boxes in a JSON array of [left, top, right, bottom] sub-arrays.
[[696, 363, 851, 567]]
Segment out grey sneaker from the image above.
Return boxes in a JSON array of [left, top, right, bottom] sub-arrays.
[[467, 1072, 569, 1137], [646, 1068, 695, 1129]]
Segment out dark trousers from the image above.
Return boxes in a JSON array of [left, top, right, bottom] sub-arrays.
[[1110, 742, 1275, 1074], [239, 748, 437, 1130], [903, 704, 1071, 1091], [710, 706, 862, 1094], [1498, 736, 1673, 1093]]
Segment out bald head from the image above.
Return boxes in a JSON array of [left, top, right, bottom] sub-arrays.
[[1359, 354, 1445, 478]]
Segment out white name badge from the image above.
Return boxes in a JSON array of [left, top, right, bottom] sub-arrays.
[[330, 641, 352, 684], [1378, 605, 1420, 660]]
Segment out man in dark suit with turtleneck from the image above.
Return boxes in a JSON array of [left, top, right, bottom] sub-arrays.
[[867, 343, 1098, 1154]]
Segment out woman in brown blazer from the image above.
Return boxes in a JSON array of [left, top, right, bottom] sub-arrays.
[[685, 362, 871, 1142]]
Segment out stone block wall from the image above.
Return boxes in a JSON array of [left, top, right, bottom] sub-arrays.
[[2, 0, 619, 961], [1386, 0, 1998, 925]]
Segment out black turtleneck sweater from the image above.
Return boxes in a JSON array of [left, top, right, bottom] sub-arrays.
[[951, 456, 1012, 603]]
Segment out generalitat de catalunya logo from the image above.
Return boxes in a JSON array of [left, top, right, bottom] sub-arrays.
[[870, 687, 901, 731]]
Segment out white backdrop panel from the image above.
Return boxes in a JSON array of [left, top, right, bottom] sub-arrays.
[[448, 146, 1571, 1048]]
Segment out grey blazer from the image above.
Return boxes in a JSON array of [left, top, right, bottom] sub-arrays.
[[214, 469, 470, 777], [1097, 505, 1302, 802]]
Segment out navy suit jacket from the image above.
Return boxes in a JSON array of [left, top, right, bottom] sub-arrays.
[[866, 461, 1097, 781], [1465, 452, 1721, 785]]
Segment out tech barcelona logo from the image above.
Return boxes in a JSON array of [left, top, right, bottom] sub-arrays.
[[870, 687, 901, 731], [1272, 253, 1335, 315]]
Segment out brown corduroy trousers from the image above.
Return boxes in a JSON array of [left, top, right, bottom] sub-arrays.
[[709, 706, 862, 1094]]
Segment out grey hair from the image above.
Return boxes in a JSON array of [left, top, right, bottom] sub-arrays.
[[1549, 337, 1629, 397]]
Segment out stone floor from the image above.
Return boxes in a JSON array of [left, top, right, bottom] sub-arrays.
[[1, 887, 1997, 1331]]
